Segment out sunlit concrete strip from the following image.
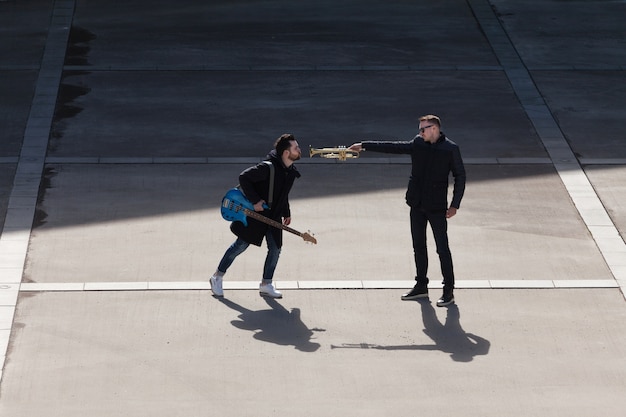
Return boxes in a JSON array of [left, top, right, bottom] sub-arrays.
[[17, 280, 620, 293], [468, 0, 626, 296], [0, 0, 75, 382]]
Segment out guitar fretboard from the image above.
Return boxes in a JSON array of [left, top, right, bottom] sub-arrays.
[[242, 208, 303, 237]]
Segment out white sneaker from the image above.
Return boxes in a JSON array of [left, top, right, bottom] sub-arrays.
[[210, 275, 223, 297], [259, 283, 282, 299]]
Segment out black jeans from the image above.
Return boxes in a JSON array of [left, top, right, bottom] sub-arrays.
[[410, 207, 455, 292]]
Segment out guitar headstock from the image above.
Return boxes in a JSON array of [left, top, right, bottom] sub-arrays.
[[302, 231, 317, 245]]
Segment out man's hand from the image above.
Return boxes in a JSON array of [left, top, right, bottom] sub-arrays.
[[253, 200, 266, 212], [446, 207, 457, 218], [348, 143, 362, 152], [283, 217, 291, 226]]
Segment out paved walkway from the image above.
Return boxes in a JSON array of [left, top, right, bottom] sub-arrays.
[[1, 0, 625, 416]]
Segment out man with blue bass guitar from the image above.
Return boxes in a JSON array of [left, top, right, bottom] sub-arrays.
[[213, 134, 314, 299]]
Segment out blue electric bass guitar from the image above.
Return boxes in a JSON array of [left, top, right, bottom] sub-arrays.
[[221, 188, 317, 244]]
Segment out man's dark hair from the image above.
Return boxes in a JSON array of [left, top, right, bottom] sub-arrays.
[[274, 133, 296, 155]]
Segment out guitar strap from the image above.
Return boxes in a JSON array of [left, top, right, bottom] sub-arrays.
[[262, 160, 274, 209]]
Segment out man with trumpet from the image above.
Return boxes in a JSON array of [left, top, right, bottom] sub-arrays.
[[347, 115, 466, 307]]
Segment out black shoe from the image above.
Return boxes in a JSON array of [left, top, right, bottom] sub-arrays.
[[436, 292, 455, 307], [401, 286, 428, 300]]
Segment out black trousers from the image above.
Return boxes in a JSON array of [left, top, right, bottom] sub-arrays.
[[410, 207, 455, 292]]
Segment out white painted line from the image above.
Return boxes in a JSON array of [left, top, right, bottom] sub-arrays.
[[0, 1, 76, 377], [222, 281, 258, 290], [0, 268, 24, 284], [363, 280, 413, 289], [0, 330, 10, 356], [12, 280, 625, 292], [490, 280, 555, 289], [83, 282, 149, 291], [553, 280, 618, 288], [0, 306, 16, 329], [20, 282, 85, 292], [611, 266, 626, 282], [454, 280, 492, 289], [274, 280, 299, 290], [148, 281, 210, 290], [0, 284, 20, 306], [298, 280, 364, 289]]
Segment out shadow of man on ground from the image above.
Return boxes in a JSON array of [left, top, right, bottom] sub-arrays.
[[219, 297, 324, 352], [331, 300, 489, 362], [418, 299, 490, 362]]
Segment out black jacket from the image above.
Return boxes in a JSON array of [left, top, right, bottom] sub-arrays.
[[230, 150, 301, 247], [362, 133, 466, 210]]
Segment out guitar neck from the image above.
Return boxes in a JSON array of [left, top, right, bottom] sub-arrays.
[[243, 208, 303, 237]]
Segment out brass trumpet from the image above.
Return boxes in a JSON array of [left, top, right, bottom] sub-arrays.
[[309, 146, 360, 161]]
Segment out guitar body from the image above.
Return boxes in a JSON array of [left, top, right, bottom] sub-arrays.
[[221, 188, 263, 226], [220, 188, 317, 245]]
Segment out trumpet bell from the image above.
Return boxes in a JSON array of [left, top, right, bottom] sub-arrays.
[[309, 146, 359, 161]]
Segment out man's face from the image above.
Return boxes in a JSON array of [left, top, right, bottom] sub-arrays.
[[418, 121, 440, 143], [287, 140, 302, 161]]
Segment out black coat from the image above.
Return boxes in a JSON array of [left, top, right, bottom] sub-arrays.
[[230, 150, 301, 247], [362, 133, 466, 210]]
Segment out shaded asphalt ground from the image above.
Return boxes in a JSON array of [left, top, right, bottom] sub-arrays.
[[1, 0, 625, 416]]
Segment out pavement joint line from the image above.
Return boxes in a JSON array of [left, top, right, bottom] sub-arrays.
[[0, 0, 76, 381], [0, 157, 622, 166], [468, 0, 626, 297], [33, 156, 624, 165], [57, 64, 626, 72], [60, 65, 506, 72], [14, 280, 620, 292]]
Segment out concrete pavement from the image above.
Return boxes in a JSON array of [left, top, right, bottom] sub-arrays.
[[1, 0, 625, 416]]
